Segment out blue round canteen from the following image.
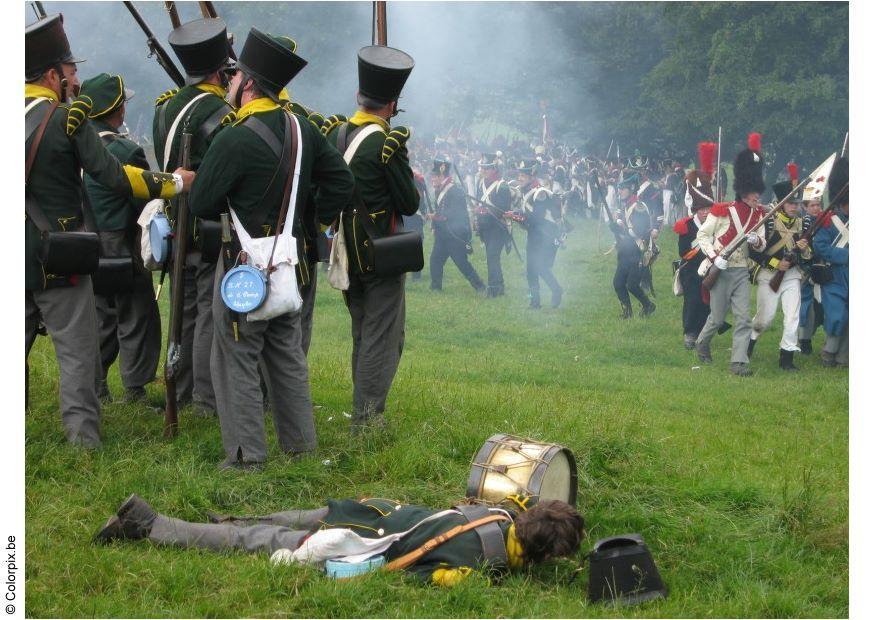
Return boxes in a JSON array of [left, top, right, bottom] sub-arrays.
[[149, 213, 172, 263], [220, 264, 268, 313], [325, 555, 385, 579]]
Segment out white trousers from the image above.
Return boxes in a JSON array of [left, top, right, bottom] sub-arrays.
[[751, 267, 802, 351]]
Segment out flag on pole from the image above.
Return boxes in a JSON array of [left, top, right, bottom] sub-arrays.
[[803, 152, 837, 201]]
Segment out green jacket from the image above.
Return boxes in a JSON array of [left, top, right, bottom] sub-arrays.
[[151, 84, 231, 172], [25, 86, 178, 291], [152, 84, 232, 250], [189, 102, 354, 264], [84, 120, 149, 232], [324, 116, 419, 275], [322, 498, 513, 583]]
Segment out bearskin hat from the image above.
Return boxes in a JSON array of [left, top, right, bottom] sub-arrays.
[[682, 142, 716, 210], [772, 163, 803, 204], [732, 133, 766, 196], [828, 156, 849, 206]]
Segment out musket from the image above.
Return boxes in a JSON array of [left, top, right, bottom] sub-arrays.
[[767, 180, 848, 293], [715, 126, 722, 202], [701, 169, 818, 290], [123, 1, 185, 87], [840, 132, 849, 158], [165, 1, 181, 30], [606, 139, 614, 161], [163, 128, 192, 439], [374, 1, 387, 46], [198, 1, 237, 60], [31, 1, 46, 19]]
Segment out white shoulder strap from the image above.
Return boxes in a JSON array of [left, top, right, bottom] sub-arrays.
[[343, 123, 383, 164], [437, 182, 453, 206], [162, 92, 211, 172], [25, 97, 49, 116], [830, 214, 849, 248]]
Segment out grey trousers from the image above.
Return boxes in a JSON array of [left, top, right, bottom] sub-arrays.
[[95, 231, 161, 390], [824, 329, 849, 364], [299, 265, 317, 357], [25, 277, 102, 447], [343, 272, 406, 420], [149, 507, 328, 555], [172, 251, 217, 410], [211, 261, 317, 464], [696, 267, 752, 364]]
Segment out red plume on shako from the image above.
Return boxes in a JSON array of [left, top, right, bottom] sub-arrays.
[[787, 162, 799, 187]]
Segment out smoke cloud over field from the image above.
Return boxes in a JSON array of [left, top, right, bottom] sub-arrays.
[[28, 1, 597, 147]]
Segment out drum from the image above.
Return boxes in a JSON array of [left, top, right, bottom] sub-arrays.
[[466, 434, 578, 508]]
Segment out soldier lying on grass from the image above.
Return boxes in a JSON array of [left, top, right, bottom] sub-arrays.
[[95, 495, 584, 586]]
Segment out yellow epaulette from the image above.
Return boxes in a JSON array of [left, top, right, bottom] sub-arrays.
[[321, 114, 347, 136], [65, 95, 92, 137], [381, 125, 411, 164], [221, 110, 238, 127], [154, 88, 179, 107], [307, 111, 326, 130]]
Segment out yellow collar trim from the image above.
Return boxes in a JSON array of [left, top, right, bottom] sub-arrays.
[[506, 525, 524, 569], [234, 97, 280, 125], [349, 110, 390, 131], [25, 84, 58, 102], [777, 210, 796, 223], [196, 83, 227, 98]]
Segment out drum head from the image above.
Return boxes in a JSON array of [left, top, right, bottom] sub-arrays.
[[538, 448, 574, 505]]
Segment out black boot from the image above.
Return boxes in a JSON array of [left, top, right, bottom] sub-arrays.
[[800, 339, 812, 355], [640, 300, 656, 317], [779, 349, 799, 371], [747, 338, 757, 358], [94, 494, 157, 543]]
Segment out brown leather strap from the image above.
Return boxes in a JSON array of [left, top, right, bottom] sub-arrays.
[[26, 101, 59, 183], [383, 514, 510, 572], [265, 111, 299, 274]]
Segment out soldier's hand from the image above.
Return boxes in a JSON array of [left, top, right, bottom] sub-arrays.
[[650, 229, 659, 240], [796, 238, 809, 251], [778, 258, 792, 272], [174, 168, 196, 193]]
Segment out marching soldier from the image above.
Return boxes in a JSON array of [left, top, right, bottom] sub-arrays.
[[608, 172, 656, 318], [81, 73, 162, 404], [509, 159, 563, 309], [747, 166, 811, 371], [429, 155, 486, 293], [189, 29, 354, 469], [673, 144, 715, 348], [25, 14, 193, 447], [798, 195, 824, 354], [475, 153, 512, 297], [323, 46, 419, 433], [694, 134, 767, 376], [153, 17, 235, 416], [813, 157, 849, 368]]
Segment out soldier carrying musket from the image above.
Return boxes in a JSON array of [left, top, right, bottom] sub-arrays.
[[25, 14, 194, 447]]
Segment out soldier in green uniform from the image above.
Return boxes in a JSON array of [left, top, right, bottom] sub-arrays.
[[25, 15, 193, 447], [96, 494, 584, 586], [323, 46, 419, 433], [153, 17, 235, 416], [80, 73, 161, 405], [188, 29, 354, 469]]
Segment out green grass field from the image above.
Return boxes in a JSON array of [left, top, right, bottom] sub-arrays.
[[25, 219, 848, 618]]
